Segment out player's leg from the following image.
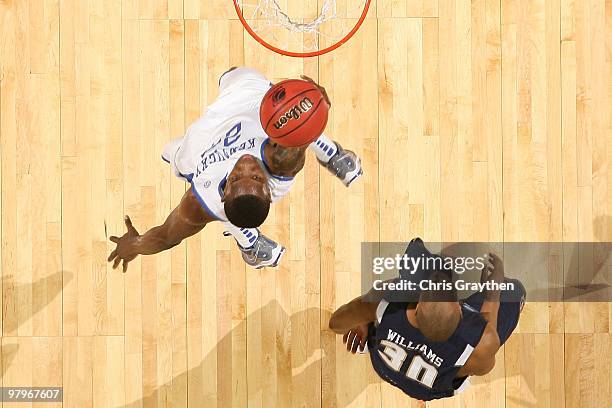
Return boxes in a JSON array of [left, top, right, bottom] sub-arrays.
[[218, 66, 269, 95], [162, 137, 188, 182], [162, 136, 183, 162], [309, 133, 363, 187], [222, 222, 285, 269], [310, 133, 338, 162]]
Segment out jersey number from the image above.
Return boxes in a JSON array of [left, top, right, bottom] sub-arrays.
[[224, 123, 242, 146], [378, 340, 439, 388]]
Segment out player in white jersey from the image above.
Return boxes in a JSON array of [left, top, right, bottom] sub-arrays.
[[107, 67, 362, 271]]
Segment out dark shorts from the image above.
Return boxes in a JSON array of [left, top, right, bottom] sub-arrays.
[[461, 278, 525, 345]]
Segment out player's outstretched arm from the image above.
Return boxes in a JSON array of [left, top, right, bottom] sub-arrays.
[[457, 253, 504, 377], [328, 290, 382, 335], [107, 187, 214, 272], [479, 253, 504, 329], [329, 289, 387, 353], [458, 323, 501, 376]]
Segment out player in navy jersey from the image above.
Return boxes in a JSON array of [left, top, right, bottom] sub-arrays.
[[329, 239, 525, 401]]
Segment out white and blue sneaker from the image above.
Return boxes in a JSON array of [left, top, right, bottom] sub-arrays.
[[224, 231, 286, 269], [320, 143, 363, 187]]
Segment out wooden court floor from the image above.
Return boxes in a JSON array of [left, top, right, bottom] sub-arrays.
[[0, 0, 610, 407]]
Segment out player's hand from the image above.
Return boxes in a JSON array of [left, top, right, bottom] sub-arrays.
[[300, 75, 331, 107], [342, 324, 369, 354], [108, 216, 141, 273], [481, 252, 504, 300], [481, 252, 504, 283]]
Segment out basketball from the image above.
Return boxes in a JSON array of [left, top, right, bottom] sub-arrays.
[[260, 79, 330, 147]]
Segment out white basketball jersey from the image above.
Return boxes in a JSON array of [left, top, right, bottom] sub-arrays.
[[171, 68, 294, 221]]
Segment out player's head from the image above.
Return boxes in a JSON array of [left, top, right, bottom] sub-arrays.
[[222, 154, 271, 228], [415, 270, 461, 342]]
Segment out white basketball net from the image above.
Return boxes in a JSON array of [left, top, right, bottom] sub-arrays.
[[236, 0, 368, 52], [245, 0, 337, 34]]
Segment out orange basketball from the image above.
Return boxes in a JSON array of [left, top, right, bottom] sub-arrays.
[[260, 79, 330, 147]]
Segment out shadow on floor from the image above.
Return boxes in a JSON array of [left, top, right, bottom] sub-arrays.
[[120, 297, 548, 407], [1, 271, 72, 379]]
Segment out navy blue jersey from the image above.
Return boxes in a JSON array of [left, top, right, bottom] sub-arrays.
[[368, 301, 487, 401]]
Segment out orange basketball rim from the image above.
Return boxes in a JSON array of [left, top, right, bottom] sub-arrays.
[[233, 0, 372, 58]]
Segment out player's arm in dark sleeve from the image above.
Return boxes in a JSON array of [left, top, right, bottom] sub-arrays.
[[107, 187, 215, 272], [459, 253, 505, 376], [479, 253, 504, 331], [328, 288, 387, 334]]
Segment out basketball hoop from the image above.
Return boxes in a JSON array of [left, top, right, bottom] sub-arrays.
[[233, 0, 372, 58]]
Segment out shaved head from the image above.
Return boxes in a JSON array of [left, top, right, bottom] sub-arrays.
[[222, 155, 271, 228], [416, 270, 461, 342], [224, 194, 270, 228]]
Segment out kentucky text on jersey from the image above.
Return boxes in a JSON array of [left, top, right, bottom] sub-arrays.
[[169, 68, 296, 221], [382, 329, 444, 367], [195, 137, 256, 178]]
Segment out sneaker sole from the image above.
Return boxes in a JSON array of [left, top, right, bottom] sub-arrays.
[[254, 246, 286, 269]]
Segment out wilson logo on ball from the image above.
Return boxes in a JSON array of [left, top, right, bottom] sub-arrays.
[[272, 88, 286, 103], [260, 79, 329, 147], [273, 97, 314, 130]]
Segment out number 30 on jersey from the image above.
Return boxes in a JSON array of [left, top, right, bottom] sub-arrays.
[[378, 340, 439, 388]]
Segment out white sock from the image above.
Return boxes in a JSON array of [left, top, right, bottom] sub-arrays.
[[222, 222, 259, 248], [309, 134, 338, 164]]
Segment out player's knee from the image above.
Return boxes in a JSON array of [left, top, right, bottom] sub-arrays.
[[219, 66, 239, 85]]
